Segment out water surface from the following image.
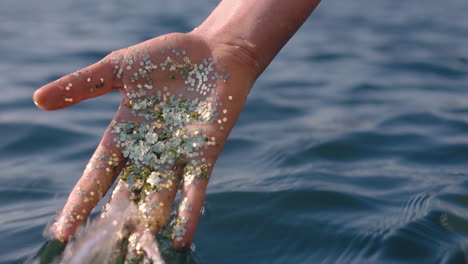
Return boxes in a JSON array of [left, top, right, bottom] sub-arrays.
[[1, 0, 468, 263]]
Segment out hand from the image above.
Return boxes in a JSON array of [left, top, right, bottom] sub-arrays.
[[33, 31, 257, 251], [34, 0, 320, 255]]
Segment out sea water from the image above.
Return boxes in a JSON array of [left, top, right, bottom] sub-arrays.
[[1, 0, 468, 263]]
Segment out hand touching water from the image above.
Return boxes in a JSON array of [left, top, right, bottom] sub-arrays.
[[33, 0, 320, 254], [34, 32, 256, 251]]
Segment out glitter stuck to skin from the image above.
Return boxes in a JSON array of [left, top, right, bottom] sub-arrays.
[[54, 44, 232, 252], [105, 46, 231, 237]]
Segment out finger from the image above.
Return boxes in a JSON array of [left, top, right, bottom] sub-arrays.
[[140, 164, 184, 234], [172, 160, 213, 251], [101, 179, 132, 218], [33, 49, 126, 111], [54, 117, 127, 242]]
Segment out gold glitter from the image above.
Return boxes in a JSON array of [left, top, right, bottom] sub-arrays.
[[85, 52, 234, 244]]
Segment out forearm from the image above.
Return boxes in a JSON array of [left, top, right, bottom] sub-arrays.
[[194, 0, 321, 77]]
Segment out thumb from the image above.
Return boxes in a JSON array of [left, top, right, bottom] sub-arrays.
[[33, 49, 126, 111]]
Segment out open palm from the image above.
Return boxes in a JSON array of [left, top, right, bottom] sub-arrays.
[[34, 32, 255, 252]]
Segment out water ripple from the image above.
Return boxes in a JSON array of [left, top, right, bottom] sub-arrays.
[[3, 0, 468, 263]]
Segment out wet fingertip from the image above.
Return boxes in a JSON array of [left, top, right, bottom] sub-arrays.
[[52, 224, 68, 243], [172, 239, 192, 252]]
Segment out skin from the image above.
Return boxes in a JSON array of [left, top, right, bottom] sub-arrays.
[[33, 0, 321, 252]]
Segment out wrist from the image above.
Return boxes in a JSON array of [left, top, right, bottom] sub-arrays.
[[188, 28, 263, 82], [191, 0, 320, 81]]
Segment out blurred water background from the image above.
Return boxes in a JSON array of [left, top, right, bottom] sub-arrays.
[[1, 0, 468, 263]]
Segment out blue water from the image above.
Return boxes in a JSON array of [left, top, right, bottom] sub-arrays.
[[1, 0, 468, 263]]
